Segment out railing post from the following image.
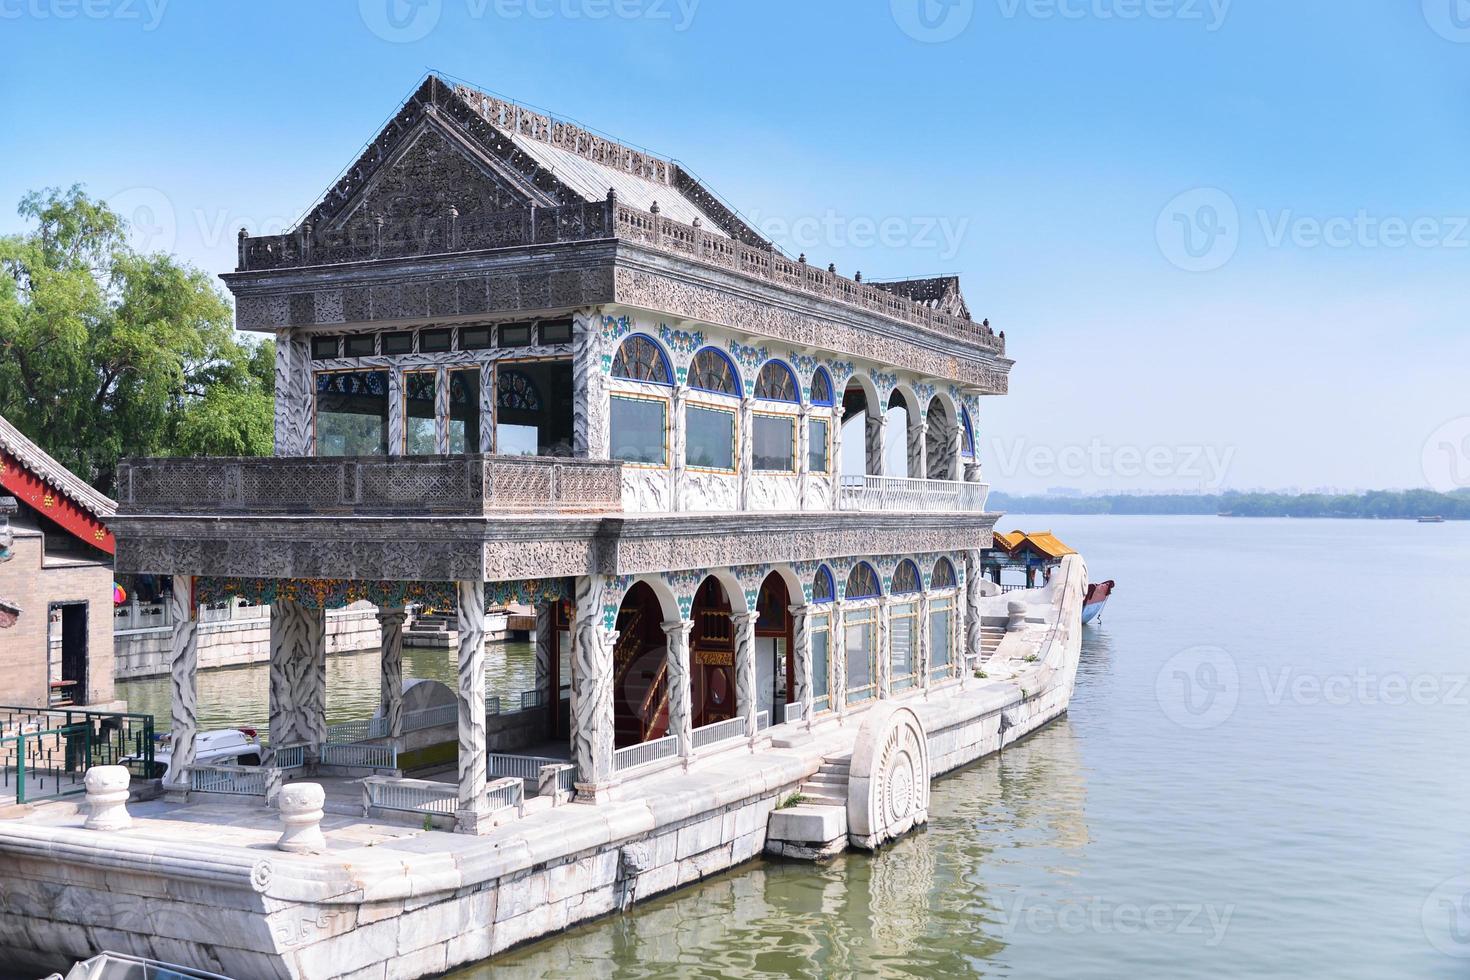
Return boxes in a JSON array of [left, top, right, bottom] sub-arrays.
[[15, 731, 24, 804]]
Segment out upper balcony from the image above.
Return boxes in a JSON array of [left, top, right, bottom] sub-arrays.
[[838, 476, 991, 513], [114, 455, 623, 517]]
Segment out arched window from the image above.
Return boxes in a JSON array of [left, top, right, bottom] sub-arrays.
[[845, 562, 881, 600], [812, 565, 835, 604], [960, 407, 976, 458], [689, 348, 739, 396], [810, 367, 834, 407], [755, 361, 798, 403], [931, 557, 957, 589], [496, 370, 541, 412], [891, 560, 922, 595], [612, 335, 672, 385]]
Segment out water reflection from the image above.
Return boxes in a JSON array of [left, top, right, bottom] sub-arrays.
[[116, 642, 537, 732]]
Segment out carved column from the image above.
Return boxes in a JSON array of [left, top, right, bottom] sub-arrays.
[[831, 599, 847, 718], [965, 550, 985, 673], [864, 411, 884, 477], [163, 575, 197, 792], [733, 610, 758, 744], [572, 310, 609, 459], [377, 607, 406, 740], [478, 366, 496, 454], [387, 370, 404, 457], [671, 383, 688, 511], [907, 411, 926, 480], [661, 619, 694, 762], [269, 600, 326, 764], [945, 420, 962, 482], [917, 592, 931, 695], [534, 602, 554, 708], [952, 581, 967, 685], [796, 404, 811, 510], [876, 596, 892, 701], [571, 575, 616, 796], [434, 366, 451, 455], [273, 331, 313, 457], [455, 580, 490, 834], [965, 460, 984, 483], [738, 398, 754, 510], [790, 603, 813, 727], [831, 408, 846, 510]]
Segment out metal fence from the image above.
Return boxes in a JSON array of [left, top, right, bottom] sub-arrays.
[[272, 744, 307, 770], [486, 776, 525, 812], [0, 705, 156, 804], [613, 734, 679, 772], [363, 776, 458, 816], [691, 717, 746, 751], [319, 743, 397, 770], [324, 717, 389, 744], [784, 700, 807, 724], [487, 753, 564, 782], [402, 704, 458, 732], [190, 764, 277, 798]]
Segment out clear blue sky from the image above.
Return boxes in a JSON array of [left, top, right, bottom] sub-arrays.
[[5, 1, 1468, 493]]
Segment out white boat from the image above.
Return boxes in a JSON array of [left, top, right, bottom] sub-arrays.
[[125, 727, 264, 778]]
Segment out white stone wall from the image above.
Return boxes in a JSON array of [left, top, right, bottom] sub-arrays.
[[113, 607, 383, 680]]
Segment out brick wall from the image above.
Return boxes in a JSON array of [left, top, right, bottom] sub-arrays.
[[0, 530, 115, 709]]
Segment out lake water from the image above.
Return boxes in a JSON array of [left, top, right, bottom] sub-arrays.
[[113, 517, 1470, 977], [458, 516, 1470, 978]]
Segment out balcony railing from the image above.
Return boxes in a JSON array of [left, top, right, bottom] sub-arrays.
[[838, 476, 991, 513], [115, 455, 623, 516]]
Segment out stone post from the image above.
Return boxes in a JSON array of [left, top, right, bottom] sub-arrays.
[[661, 619, 694, 763], [277, 782, 327, 853], [831, 599, 848, 719], [84, 766, 132, 831], [269, 600, 326, 765], [163, 575, 198, 795], [377, 607, 406, 740], [790, 603, 813, 728], [455, 580, 490, 834], [478, 365, 496, 453], [876, 596, 891, 701], [953, 577, 968, 686], [946, 419, 963, 482], [571, 576, 616, 798], [733, 610, 758, 745], [671, 383, 688, 511]]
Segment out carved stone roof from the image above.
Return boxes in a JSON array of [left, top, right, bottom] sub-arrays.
[[869, 276, 972, 322], [0, 412, 117, 520]]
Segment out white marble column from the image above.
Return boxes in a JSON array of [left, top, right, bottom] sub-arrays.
[[917, 593, 932, 695], [965, 550, 985, 673], [830, 409, 845, 510], [671, 383, 688, 511], [387, 370, 404, 457], [273, 331, 313, 457], [163, 575, 197, 791], [455, 581, 489, 833], [572, 310, 609, 458], [733, 610, 758, 744], [661, 619, 694, 762], [831, 599, 848, 719], [269, 600, 326, 763], [876, 596, 892, 701], [907, 412, 926, 479], [571, 576, 616, 796], [377, 608, 406, 739], [790, 603, 813, 728], [796, 404, 811, 510], [434, 366, 451, 455], [534, 602, 554, 707], [864, 411, 884, 477], [738, 398, 754, 510], [478, 366, 496, 454]]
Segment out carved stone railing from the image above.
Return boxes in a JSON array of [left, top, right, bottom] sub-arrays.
[[235, 199, 1004, 355], [838, 476, 992, 513], [114, 455, 624, 516]]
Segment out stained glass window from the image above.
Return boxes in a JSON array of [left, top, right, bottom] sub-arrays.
[[689, 349, 738, 396], [496, 370, 542, 412], [755, 361, 798, 402], [892, 560, 922, 595], [612, 335, 671, 385], [811, 368, 833, 406], [931, 557, 957, 589], [315, 370, 388, 456], [812, 565, 835, 604], [845, 562, 881, 600]]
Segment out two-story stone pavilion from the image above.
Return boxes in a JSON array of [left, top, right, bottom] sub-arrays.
[[111, 75, 1014, 832]]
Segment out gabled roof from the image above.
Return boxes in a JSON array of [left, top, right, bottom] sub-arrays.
[[870, 276, 972, 321], [0, 413, 116, 554], [990, 530, 1076, 560]]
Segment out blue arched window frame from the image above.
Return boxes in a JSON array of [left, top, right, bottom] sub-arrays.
[[754, 359, 800, 403], [688, 347, 741, 397], [812, 565, 836, 604], [931, 557, 957, 590], [891, 560, 922, 595], [810, 367, 834, 407], [845, 561, 882, 600], [611, 334, 673, 386]]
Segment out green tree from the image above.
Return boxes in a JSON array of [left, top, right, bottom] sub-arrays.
[[0, 186, 273, 494]]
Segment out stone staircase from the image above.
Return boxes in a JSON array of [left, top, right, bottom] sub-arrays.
[[980, 625, 1006, 662], [798, 751, 851, 807]]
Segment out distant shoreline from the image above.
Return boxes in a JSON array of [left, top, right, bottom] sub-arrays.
[[991, 490, 1469, 521]]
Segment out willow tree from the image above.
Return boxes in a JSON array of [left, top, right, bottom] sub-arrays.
[[0, 186, 273, 495]]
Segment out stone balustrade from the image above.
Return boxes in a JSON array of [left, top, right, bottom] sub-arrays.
[[838, 476, 992, 513], [114, 455, 624, 517]]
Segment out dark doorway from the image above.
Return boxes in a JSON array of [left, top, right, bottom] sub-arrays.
[[612, 583, 670, 749], [49, 602, 88, 706], [755, 573, 795, 725], [690, 577, 737, 729]]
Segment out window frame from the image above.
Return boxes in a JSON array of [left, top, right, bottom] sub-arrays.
[[810, 367, 834, 407], [808, 416, 830, 474], [688, 347, 741, 397], [402, 369, 440, 456], [929, 593, 956, 682], [312, 367, 389, 457], [751, 411, 796, 473], [843, 603, 878, 704], [754, 359, 800, 404], [889, 600, 919, 692], [609, 392, 670, 467], [810, 610, 832, 714], [612, 335, 674, 387], [684, 400, 738, 473]]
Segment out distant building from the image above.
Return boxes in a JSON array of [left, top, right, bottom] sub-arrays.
[[0, 413, 119, 709]]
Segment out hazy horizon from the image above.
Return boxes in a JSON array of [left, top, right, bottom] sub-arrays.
[[5, 2, 1468, 495]]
